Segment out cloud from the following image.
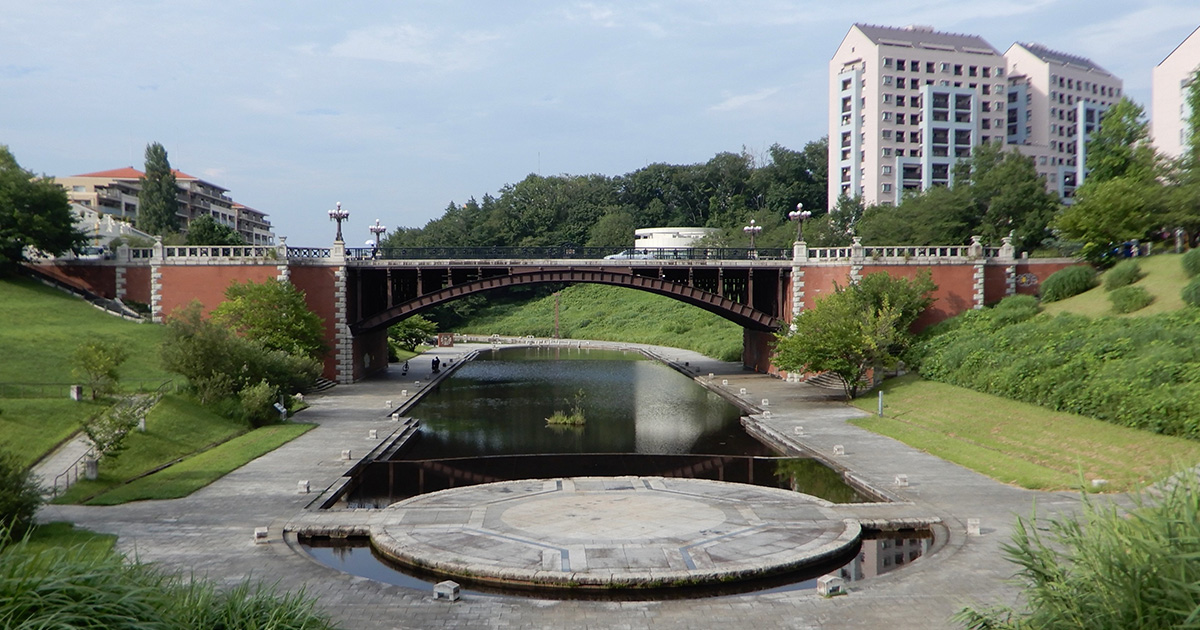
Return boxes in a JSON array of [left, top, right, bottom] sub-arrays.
[[329, 23, 499, 71], [708, 87, 780, 113]]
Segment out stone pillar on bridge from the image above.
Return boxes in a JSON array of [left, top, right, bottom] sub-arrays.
[[790, 240, 808, 329], [275, 237, 290, 283], [999, 233, 1018, 298], [329, 242, 354, 384], [150, 236, 165, 323], [849, 236, 864, 284]]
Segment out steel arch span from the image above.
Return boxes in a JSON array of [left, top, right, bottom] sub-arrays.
[[350, 268, 781, 335]]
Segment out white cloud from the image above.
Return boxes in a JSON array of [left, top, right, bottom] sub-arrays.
[[709, 87, 780, 113], [329, 23, 499, 72]]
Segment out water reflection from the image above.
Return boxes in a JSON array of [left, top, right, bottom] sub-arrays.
[[300, 531, 931, 600], [403, 347, 773, 458]]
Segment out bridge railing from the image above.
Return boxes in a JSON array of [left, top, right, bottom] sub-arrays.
[[342, 246, 793, 261], [805, 244, 1003, 260]]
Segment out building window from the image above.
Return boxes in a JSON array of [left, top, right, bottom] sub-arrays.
[[982, 67, 991, 78], [969, 65, 977, 77], [883, 112, 893, 121], [884, 75, 893, 86], [882, 130, 893, 139], [896, 113, 906, 124], [896, 131, 905, 142], [883, 57, 893, 68], [954, 64, 963, 76], [897, 77, 906, 89], [926, 61, 934, 73], [883, 147, 893, 156], [884, 93, 893, 104], [896, 95, 905, 106], [882, 165, 893, 175], [882, 183, 893, 192]]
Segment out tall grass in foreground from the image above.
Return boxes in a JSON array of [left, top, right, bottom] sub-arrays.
[[957, 471, 1200, 629], [0, 536, 338, 629]]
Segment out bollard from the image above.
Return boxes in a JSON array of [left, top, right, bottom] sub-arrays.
[[341, 449, 352, 461], [967, 518, 981, 536], [722, 379, 728, 386], [762, 398, 769, 407], [254, 527, 269, 544], [833, 445, 845, 456], [793, 426, 804, 435], [816, 575, 845, 597], [894, 474, 909, 487], [763, 411, 772, 418], [401, 389, 408, 397], [369, 429, 378, 439], [298, 480, 310, 494], [878, 391, 884, 416], [739, 388, 747, 395], [386, 400, 392, 408], [391, 412, 400, 421], [434, 580, 461, 602]]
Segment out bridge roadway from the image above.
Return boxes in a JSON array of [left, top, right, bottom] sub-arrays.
[[40, 339, 1085, 630]]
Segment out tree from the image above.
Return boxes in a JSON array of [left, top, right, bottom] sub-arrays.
[[211, 279, 327, 360], [0, 145, 87, 274], [857, 185, 975, 245], [72, 340, 129, 400], [586, 210, 637, 247], [388, 315, 438, 352], [1055, 177, 1167, 261], [957, 143, 1059, 251], [773, 272, 936, 399], [137, 142, 180, 236], [1084, 98, 1159, 185], [185, 214, 243, 245]]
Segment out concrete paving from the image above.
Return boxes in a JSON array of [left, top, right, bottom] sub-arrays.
[[38, 339, 1085, 629]]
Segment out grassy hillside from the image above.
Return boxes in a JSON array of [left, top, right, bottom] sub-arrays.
[[454, 284, 746, 361], [1042, 254, 1188, 317]]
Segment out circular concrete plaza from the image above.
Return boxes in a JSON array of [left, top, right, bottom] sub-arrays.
[[369, 476, 861, 590]]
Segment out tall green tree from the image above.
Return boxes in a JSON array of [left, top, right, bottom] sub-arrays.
[[1084, 98, 1158, 185], [72, 340, 129, 400], [137, 142, 180, 236], [957, 143, 1059, 251], [1055, 177, 1167, 261], [211, 279, 327, 360], [185, 214, 244, 245], [857, 185, 976, 245], [0, 145, 86, 274]]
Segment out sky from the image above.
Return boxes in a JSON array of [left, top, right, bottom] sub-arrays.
[[2, 1, 1199, 246]]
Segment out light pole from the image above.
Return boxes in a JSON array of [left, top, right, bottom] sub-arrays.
[[369, 218, 387, 249], [743, 219, 762, 257], [788, 203, 812, 243], [328, 202, 349, 242], [553, 291, 561, 339]]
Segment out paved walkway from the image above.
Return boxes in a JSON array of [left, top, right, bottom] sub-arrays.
[[40, 340, 1084, 629]]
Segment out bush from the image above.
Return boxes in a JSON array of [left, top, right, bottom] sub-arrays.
[[0, 453, 42, 542], [1183, 277, 1200, 307], [1183, 248, 1200, 277], [1040, 265, 1097, 302], [238, 380, 280, 427], [1108, 285, 1154, 314], [989, 295, 1041, 327], [1103, 259, 1143, 291]]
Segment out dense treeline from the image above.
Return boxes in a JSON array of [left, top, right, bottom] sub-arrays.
[[383, 141, 829, 250], [909, 296, 1200, 439]]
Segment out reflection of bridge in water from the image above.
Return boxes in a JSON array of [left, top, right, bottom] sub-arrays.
[[34, 239, 1076, 382]]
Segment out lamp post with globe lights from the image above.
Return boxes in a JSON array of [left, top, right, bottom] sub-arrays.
[[369, 219, 387, 249], [328, 202, 349, 242], [743, 219, 762, 258], [788, 203, 812, 243]]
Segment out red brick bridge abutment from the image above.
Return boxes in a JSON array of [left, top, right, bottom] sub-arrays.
[[32, 238, 1077, 384]]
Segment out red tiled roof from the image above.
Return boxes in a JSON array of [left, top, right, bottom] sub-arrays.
[[71, 166, 199, 180]]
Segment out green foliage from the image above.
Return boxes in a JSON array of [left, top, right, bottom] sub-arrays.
[[1183, 248, 1200, 277], [1040, 265, 1097, 302], [78, 395, 154, 462], [136, 142, 180, 236], [0, 145, 87, 274], [1103, 259, 1143, 291], [958, 472, 1200, 629], [0, 452, 42, 542], [0, 538, 338, 629], [989, 294, 1041, 327], [238, 380, 280, 428], [1084, 98, 1159, 184], [1182, 276, 1200, 307], [161, 302, 320, 405], [911, 304, 1200, 439], [388, 315, 437, 353], [184, 214, 243, 245], [858, 185, 974, 246], [1108, 285, 1154, 314], [1055, 178, 1168, 260], [72, 340, 129, 400], [774, 273, 935, 399], [211, 279, 327, 360]]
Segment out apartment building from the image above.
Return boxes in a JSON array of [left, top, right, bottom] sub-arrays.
[[829, 24, 1008, 207], [55, 167, 274, 245], [829, 24, 1123, 208], [1152, 26, 1200, 160], [1005, 43, 1123, 198]]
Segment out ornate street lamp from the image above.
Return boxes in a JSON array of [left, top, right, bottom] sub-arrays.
[[788, 202, 812, 243], [743, 219, 762, 255], [369, 218, 387, 249], [328, 202, 349, 242]]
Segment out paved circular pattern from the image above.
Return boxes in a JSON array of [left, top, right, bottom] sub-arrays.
[[370, 476, 861, 590], [500, 492, 727, 539]]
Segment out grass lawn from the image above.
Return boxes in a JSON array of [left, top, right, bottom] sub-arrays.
[[1042, 254, 1188, 317], [459, 284, 745, 361], [0, 399, 107, 469], [53, 394, 251, 504], [851, 374, 1200, 492], [11, 522, 117, 558], [86, 422, 315, 504]]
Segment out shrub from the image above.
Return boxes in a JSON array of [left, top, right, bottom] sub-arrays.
[[239, 380, 280, 427], [1183, 277, 1200, 307], [1040, 265, 1097, 302], [1183, 248, 1200, 277], [0, 453, 42, 542], [1108, 285, 1154, 314], [1103, 259, 1143, 291], [989, 295, 1041, 327]]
